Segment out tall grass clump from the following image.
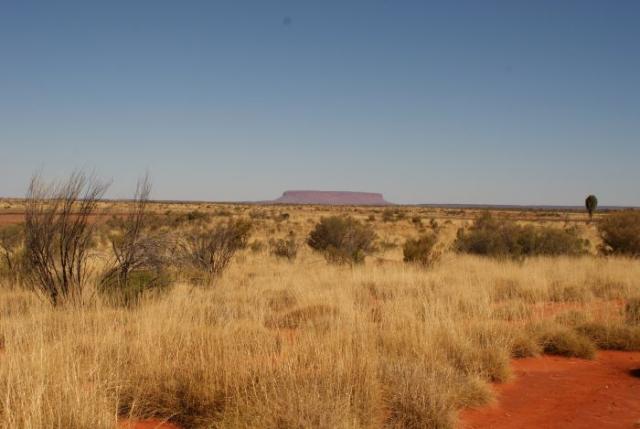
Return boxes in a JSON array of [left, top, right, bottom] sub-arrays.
[[307, 216, 376, 264]]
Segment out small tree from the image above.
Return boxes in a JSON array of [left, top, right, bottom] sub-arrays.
[[24, 172, 109, 305], [307, 216, 377, 264], [585, 195, 598, 220], [178, 219, 251, 284]]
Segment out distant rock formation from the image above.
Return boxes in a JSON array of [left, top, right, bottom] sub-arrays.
[[273, 190, 391, 205]]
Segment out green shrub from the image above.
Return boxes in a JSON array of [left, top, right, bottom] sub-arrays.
[[307, 216, 377, 264], [402, 233, 440, 267], [454, 213, 588, 259], [598, 210, 640, 256], [99, 269, 171, 306]]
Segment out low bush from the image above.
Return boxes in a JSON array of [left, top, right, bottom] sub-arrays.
[[177, 219, 252, 284], [270, 233, 299, 261], [307, 216, 377, 264], [402, 233, 440, 267], [598, 210, 640, 256], [454, 213, 588, 259]]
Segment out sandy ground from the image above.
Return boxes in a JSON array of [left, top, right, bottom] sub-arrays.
[[460, 351, 640, 429], [118, 419, 181, 429]]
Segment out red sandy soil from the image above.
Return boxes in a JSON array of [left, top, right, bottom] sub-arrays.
[[118, 419, 181, 429], [459, 351, 640, 429]]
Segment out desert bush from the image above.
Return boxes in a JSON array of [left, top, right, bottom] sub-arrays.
[[270, 232, 298, 261], [177, 219, 251, 284], [454, 212, 588, 259], [307, 216, 376, 264], [402, 233, 441, 267], [626, 298, 640, 325], [598, 210, 640, 256], [24, 172, 109, 305], [99, 176, 171, 306]]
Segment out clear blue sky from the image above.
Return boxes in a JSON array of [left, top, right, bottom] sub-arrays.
[[1, 1, 639, 205]]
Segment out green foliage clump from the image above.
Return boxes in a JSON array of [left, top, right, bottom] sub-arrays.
[[597, 210, 640, 256], [454, 213, 588, 259], [307, 216, 377, 264], [585, 195, 598, 219], [402, 233, 440, 267]]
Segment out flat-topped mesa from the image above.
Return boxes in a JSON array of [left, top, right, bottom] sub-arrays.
[[274, 190, 392, 205]]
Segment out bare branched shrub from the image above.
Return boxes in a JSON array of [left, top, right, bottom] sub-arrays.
[[177, 219, 251, 284], [24, 172, 109, 305], [100, 175, 171, 305], [307, 216, 377, 264]]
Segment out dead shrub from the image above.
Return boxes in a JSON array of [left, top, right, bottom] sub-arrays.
[[177, 219, 251, 285], [99, 176, 171, 306], [24, 172, 109, 305]]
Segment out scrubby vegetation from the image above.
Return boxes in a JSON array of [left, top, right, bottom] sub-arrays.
[[597, 210, 640, 256], [307, 216, 376, 264], [402, 232, 441, 266], [454, 212, 588, 259], [1, 190, 640, 428]]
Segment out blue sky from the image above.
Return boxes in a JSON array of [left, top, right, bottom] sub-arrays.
[[1, 1, 638, 205]]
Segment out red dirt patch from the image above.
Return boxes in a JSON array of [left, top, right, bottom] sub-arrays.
[[118, 419, 182, 429], [459, 351, 640, 429]]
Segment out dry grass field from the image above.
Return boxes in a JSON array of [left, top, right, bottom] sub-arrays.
[[0, 199, 639, 428]]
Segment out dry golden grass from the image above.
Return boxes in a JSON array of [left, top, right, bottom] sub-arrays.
[[0, 203, 639, 428]]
